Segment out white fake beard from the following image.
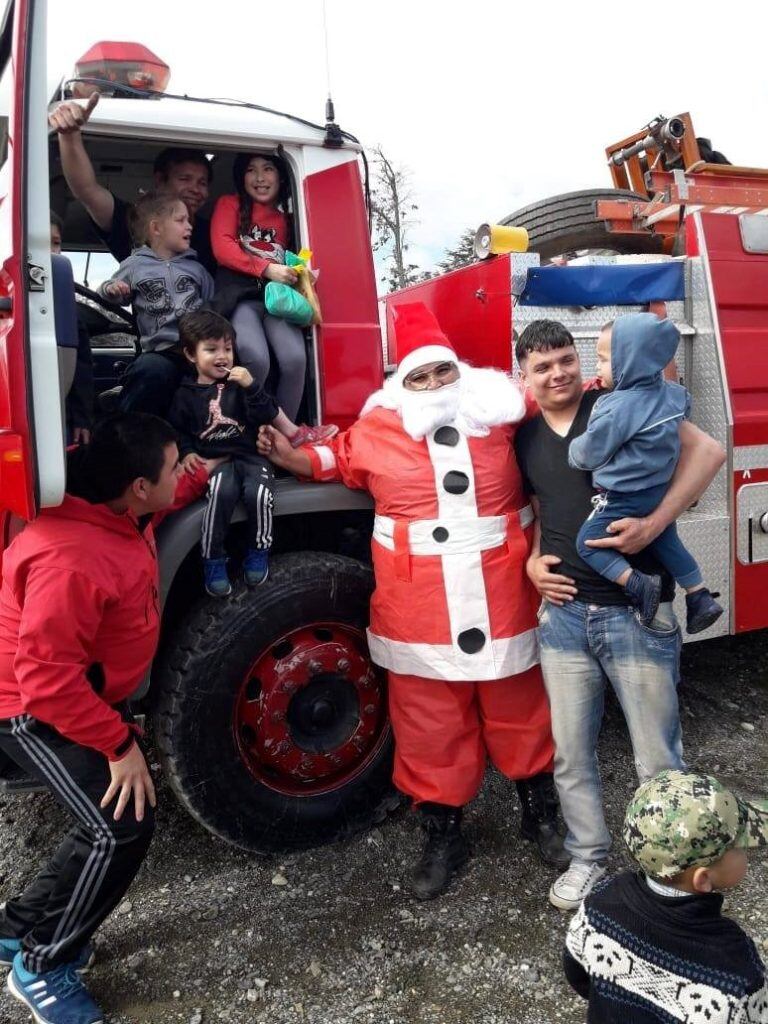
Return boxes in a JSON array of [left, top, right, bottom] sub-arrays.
[[361, 363, 526, 441], [399, 380, 462, 441]]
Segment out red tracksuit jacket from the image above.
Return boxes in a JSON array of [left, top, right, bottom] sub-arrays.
[[0, 467, 206, 760]]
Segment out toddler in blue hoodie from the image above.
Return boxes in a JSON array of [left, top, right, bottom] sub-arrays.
[[568, 312, 722, 634]]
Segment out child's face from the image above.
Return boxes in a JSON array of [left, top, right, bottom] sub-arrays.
[[244, 157, 281, 206], [151, 201, 192, 254], [189, 336, 235, 382], [704, 848, 748, 890], [50, 223, 62, 254], [596, 329, 613, 389]]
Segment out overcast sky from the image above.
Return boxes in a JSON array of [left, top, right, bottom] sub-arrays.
[[47, 1, 768, 281]]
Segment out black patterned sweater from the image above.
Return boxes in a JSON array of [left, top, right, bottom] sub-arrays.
[[563, 872, 768, 1023]]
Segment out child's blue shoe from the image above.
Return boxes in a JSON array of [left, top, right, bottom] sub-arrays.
[[243, 549, 269, 587], [686, 588, 723, 634], [7, 952, 103, 1023], [624, 570, 662, 626], [0, 937, 93, 972], [203, 558, 232, 598]]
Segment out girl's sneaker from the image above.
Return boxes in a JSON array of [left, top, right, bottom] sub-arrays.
[[0, 937, 93, 972], [8, 952, 103, 1023], [289, 423, 339, 448], [203, 558, 232, 598], [686, 588, 724, 634], [243, 549, 269, 587]]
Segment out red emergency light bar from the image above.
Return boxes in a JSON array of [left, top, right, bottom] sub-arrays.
[[72, 42, 170, 97]]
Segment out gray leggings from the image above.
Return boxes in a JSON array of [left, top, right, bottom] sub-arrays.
[[231, 300, 306, 420]]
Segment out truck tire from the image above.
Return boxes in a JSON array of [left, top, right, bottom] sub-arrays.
[[502, 189, 665, 261], [153, 552, 397, 852]]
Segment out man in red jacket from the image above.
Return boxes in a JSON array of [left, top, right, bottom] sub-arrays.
[[0, 414, 208, 1024]]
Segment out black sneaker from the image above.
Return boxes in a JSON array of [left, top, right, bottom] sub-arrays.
[[624, 570, 662, 626], [686, 589, 724, 634]]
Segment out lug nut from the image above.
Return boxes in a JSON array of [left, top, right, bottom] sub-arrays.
[[336, 659, 350, 672]]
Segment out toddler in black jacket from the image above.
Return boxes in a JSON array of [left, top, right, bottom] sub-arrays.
[[564, 770, 768, 1023], [168, 310, 287, 596]]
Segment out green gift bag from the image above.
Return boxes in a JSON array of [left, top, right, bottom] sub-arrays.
[[264, 281, 314, 326]]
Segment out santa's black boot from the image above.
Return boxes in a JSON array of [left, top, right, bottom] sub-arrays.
[[409, 803, 470, 900], [516, 773, 569, 870]]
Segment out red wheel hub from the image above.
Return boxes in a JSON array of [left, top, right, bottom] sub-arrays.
[[234, 622, 388, 795]]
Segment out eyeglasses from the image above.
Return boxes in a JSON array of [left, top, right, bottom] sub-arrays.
[[403, 362, 459, 391]]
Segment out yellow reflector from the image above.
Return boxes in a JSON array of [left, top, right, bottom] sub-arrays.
[[474, 223, 529, 259]]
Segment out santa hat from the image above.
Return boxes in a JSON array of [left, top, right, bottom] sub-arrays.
[[393, 303, 457, 383]]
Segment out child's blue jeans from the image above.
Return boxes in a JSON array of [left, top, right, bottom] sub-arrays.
[[576, 482, 702, 589]]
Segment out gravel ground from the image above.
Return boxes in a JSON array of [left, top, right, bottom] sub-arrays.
[[1, 631, 767, 1024]]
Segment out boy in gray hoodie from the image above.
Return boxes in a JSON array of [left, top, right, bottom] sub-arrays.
[[99, 190, 214, 417], [568, 313, 722, 634]]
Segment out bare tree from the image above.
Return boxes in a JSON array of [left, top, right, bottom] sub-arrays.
[[436, 228, 477, 274], [370, 146, 422, 292]]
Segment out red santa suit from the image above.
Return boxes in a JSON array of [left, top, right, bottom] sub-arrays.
[[302, 305, 554, 807]]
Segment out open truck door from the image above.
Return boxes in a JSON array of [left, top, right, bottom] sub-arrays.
[[0, 0, 63, 523]]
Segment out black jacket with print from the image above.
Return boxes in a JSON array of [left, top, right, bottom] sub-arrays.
[[168, 379, 279, 459]]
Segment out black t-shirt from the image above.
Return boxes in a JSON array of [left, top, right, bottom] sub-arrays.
[[515, 390, 674, 606], [91, 194, 217, 276]]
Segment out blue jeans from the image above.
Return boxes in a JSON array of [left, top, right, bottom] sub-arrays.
[[538, 598, 684, 865], [118, 351, 189, 419], [576, 484, 702, 589]]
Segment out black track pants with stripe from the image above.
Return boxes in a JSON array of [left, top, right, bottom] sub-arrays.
[[0, 715, 154, 973], [201, 453, 274, 560]]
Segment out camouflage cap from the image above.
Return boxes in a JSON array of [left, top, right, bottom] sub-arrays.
[[623, 770, 768, 879]]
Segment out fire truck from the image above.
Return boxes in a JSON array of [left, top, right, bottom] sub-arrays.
[[1, 0, 767, 853]]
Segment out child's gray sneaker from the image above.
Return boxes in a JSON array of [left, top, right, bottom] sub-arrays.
[[549, 862, 606, 911]]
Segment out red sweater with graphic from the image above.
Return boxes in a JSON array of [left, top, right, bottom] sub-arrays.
[[0, 466, 207, 760], [210, 194, 290, 279]]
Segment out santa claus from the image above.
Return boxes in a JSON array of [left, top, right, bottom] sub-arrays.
[[259, 302, 565, 897]]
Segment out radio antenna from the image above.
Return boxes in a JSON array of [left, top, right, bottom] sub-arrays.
[[322, 0, 343, 147]]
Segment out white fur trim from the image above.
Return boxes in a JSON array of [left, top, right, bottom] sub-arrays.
[[366, 629, 539, 681], [360, 362, 527, 432], [396, 345, 457, 383]]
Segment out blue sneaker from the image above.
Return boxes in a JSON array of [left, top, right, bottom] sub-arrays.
[[624, 570, 662, 626], [0, 937, 93, 972], [686, 588, 724, 634], [203, 557, 232, 598], [243, 548, 269, 587], [7, 952, 103, 1023]]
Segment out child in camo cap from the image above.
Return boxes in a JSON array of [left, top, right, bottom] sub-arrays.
[[563, 770, 768, 1023]]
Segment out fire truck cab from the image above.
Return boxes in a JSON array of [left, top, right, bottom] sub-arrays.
[[0, 0, 396, 853]]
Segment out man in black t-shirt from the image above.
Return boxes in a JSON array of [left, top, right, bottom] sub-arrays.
[[49, 93, 217, 276], [514, 319, 725, 913]]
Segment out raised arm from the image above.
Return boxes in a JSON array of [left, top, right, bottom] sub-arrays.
[[49, 93, 115, 232], [585, 420, 726, 555]]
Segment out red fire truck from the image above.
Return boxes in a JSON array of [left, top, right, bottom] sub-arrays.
[[2, 0, 767, 853]]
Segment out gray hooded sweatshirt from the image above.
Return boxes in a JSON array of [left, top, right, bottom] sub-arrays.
[[568, 313, 690, 492], [99, 247, 214, 353]]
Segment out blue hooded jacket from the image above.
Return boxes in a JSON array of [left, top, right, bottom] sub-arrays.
[[568, 313, 690, 492]]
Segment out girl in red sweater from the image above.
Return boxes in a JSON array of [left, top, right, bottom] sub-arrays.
[[210, 152, 335, 445]]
